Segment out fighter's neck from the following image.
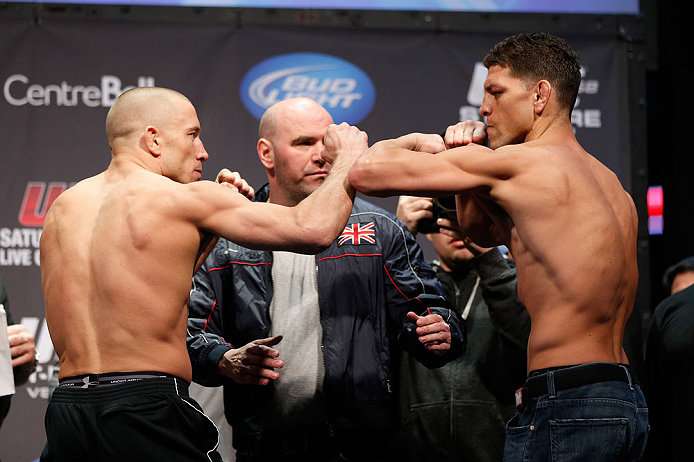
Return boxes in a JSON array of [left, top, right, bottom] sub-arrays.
[[106, 154, 160, 181], [524, 114, 575, 145]]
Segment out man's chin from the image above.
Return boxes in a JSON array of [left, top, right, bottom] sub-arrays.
[[453, 248, 475, 261], [488, 138, 502, 150], [304, 176, 326, 188]]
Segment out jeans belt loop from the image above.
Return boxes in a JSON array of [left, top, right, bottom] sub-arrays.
[[547, 370, 556, 399], [619, 364, 634, 390]]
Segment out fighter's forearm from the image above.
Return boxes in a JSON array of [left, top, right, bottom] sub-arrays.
[[393, 132, 445, 153], [349, 133, 446, 198], [290, 151, 357, 252], [349, 140, 417, 197]]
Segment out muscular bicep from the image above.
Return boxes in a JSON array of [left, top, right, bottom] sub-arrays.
[[350, 140, 516, 198], [436, 144, 521, 194], [212, 201, 320, 251], [181, 181, 327, 253]]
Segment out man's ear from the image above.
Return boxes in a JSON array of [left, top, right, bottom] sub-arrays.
[[144, 125, 162, 157], [257, 138, 274, 169], [533, 80, 551, 114]]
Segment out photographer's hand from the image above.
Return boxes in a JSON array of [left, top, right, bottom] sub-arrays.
[[396, 196, 435, 235]]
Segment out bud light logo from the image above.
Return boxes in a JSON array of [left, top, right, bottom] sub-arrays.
[[240, 52, 376, 124]]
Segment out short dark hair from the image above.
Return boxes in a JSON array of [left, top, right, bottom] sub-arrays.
[[483, 32, 581, 114], [662, 256, 694, 293]]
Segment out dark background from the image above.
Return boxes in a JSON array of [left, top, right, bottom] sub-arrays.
[[644, 0, 692, 304], [0, 0, 691, 460]]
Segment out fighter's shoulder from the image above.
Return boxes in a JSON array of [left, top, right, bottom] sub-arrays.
[[145, 178, 223, 207], [119, 172, 183, 205], [493, 143, 548, 159], [41, 175, 102, 235], [495, 144, 566, 175], [181, 178, 243, 196], [48, 174, 103, 210]]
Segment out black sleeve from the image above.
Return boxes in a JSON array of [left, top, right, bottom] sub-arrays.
[[381, 218, 466, 368], [187, 245, 233, 387]]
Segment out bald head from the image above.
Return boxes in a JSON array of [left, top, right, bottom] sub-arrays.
[[256, 97, 334, 206], [105, 87, 191, 148], [258, 97, 333, 142]]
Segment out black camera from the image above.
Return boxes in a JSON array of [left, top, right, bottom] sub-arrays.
[[416, 196, 457, 234]]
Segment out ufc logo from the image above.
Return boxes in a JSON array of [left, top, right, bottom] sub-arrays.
[[18, 182, 74, 227]]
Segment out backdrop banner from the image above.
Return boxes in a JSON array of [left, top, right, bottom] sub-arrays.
[[0, 15, 630, 461]]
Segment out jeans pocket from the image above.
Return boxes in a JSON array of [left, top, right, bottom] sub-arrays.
[[549, 418, 627, 462], [503, 416, 533, 462]]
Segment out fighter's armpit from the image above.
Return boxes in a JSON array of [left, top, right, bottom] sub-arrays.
[[194, 231, 219, 273]]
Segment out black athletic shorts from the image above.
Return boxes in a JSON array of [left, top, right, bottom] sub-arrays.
[[40, 373, 222, 462]]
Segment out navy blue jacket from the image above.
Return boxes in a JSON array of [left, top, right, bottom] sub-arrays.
[[186, 185, 466, 442]]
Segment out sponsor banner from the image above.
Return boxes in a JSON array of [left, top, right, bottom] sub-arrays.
[[240, 52, 376, 124], [3, 74, 155, 108], [0, 16, 633, 462]]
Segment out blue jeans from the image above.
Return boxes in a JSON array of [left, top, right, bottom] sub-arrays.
[[503, 364, 648, 462]]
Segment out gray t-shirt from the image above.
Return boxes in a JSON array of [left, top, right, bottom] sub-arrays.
[[265, 251, 328, 430]]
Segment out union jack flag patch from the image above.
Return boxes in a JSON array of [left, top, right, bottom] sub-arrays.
[[338, 222, 376, 246]]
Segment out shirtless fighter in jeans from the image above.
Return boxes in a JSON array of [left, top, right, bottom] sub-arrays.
[[347, 33, 648, 461]]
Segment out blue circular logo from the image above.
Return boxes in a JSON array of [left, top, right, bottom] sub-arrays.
[[240, 52, 376, 124]]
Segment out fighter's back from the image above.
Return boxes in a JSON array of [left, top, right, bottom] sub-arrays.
[[40, 169, 198, 381], [496, 141, 638, 371]]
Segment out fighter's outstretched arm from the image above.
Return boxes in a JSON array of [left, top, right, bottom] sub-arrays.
[[348, 129, 506, 200], [347, 133, 446, 198], [184, 123, 367, 254]]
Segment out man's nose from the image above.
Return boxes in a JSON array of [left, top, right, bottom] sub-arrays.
[[198, 139, 209, 162], [479, 98, 490, 118]]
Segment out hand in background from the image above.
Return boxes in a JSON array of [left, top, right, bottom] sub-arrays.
[[406, 311, 451, 355], [219, 335, 284, 386], [216, 169, 255, 199], [396, 196, 435, 236], [8, 324, 36, 369]]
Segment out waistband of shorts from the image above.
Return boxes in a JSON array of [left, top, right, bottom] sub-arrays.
[[52, 373, 189, 403], [59, 371, 181, 388], [516, 363, 638, 411]]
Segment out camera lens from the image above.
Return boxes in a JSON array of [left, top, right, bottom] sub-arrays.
[[416, 218, 439, 234], [434, 196, 456, 212]]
